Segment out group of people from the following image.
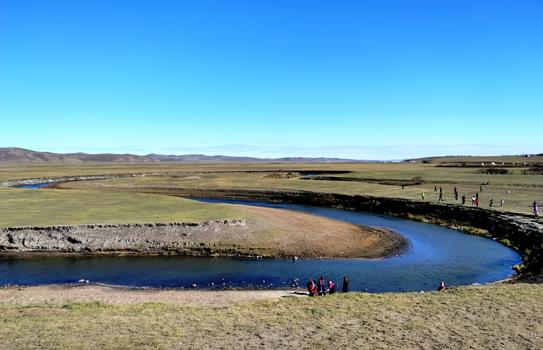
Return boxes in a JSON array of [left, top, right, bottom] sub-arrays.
[[425, 186, 540, 216], [306, 277, 447, 295], [307, 276, 349, 296]]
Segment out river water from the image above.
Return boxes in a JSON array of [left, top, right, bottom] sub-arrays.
[[0, 198, 521, 292]]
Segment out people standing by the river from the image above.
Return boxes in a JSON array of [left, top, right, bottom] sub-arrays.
[[500, 199, 504, 207], [328, 280, 336, 294], [317, 276, 326, 296], [471, 196, 476, 205], [342, 276, 349, 293], [489, 199, 494, 208], [438, 187, 444, 201], [307, 278, 317, 297], [534, 201, 540, 217], [434, 185, 437, 192], [453, 187, 458, 199], [480, 185, 483, 192], [462, 195, 466, 205], [437, 281, 446, 291]]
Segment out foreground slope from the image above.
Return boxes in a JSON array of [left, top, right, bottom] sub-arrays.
[[0, 283, 541, 349]]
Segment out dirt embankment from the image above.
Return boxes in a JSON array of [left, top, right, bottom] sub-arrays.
[[0, 204, 406, 259]]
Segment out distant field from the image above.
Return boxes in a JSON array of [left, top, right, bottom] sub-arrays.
[[50, 162, 543, 216], [0, 162, 364, 182]]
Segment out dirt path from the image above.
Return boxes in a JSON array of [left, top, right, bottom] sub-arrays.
[[0, 284, 301, 306]]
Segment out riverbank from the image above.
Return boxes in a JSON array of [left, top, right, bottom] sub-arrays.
[[0, 284, 295, 306], [0, 283, 541, 349], [0, 201, 406, 259]]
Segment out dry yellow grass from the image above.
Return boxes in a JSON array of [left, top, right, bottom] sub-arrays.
[[0, 283, 541, 349]]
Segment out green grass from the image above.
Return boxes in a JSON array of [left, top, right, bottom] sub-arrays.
[[0, 283, 541, 349], [0, 187, 246, 227], [61, 163, 543, 215]]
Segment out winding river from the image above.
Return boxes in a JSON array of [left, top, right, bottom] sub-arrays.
[[0, 198, 521, 292]]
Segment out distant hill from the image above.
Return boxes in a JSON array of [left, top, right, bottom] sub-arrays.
[[0, 148, 157, 163], [0, 148, 363, 163]]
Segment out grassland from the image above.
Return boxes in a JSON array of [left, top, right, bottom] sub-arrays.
[[0, 283, 541, 349], [0, 159, 542, 349], [54, 162, 543, 215], [0, 187, 247, 227]]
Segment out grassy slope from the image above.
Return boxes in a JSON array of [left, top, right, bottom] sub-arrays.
[[0, 187, 246, 227], [0, 283, 541, 349]]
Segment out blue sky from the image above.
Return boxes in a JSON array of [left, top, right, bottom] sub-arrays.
[[0, 0, 542, 159]]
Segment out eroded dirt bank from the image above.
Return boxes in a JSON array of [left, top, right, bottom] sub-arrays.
[[0, 204, 406, 259]]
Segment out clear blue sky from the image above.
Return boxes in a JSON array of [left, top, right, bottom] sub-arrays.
[[1, 0, 542, 159]]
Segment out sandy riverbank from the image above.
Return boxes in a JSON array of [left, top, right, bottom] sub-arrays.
[[0, 284, 298, 306]]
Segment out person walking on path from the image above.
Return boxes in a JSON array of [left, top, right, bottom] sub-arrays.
[[534, 201, 540, 217], [462, 195, 466, 205], [421, 192, 426, 201], [500, 199, 504, 207], [434, 186, 437, 192], [342, 276, 349, 293], [489, 199, 494, 208], [438, 187, 444, 201]]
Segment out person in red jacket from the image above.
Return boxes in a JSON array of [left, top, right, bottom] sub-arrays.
[[437, 281, 446, 291], [328, 280, 336, 294], [307, 278, 317, 296]]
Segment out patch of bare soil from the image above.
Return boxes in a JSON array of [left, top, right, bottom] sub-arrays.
[[234, 205, 406, 258], [0, 284, 296, 306]]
